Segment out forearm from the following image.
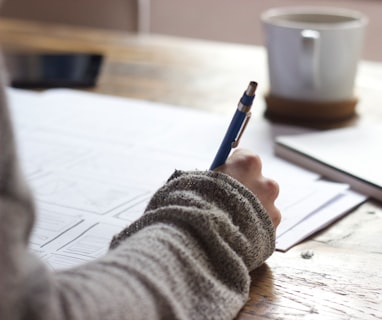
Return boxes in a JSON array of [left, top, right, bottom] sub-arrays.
[[107, 170, 275, 319], [1, 64, 275, 318], [1, 170, 274, 320], [51, 170, 275, 320], [113, 170, 275, 271], [0, 55, 48, 320]]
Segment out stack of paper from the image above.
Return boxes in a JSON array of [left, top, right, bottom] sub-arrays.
[[8, 88, 366, 269], [275, 126, 382, 201]]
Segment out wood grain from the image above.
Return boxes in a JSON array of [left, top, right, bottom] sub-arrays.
[[0, 18, 381, 320]]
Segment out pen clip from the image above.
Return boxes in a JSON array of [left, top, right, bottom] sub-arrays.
[[231, 112, 252, 148]]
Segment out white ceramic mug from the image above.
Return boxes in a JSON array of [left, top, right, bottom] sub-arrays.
[[261, 7, 368, 102]]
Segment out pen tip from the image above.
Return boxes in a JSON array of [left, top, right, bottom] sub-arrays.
[[247, 81, 258, 95]]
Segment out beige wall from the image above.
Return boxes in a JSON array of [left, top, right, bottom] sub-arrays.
[[1, 0, 381, 61], [150, 0, 382, 61], [0, 0, 138, 31]]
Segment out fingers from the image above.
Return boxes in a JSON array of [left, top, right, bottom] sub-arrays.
[[252, 176, 281, 228], [215, 148, 281, 228], [227, 149, 263, 176], [215, 149, 262, 181], [270, 206, 282, 227], [259, 177, 280, 203]]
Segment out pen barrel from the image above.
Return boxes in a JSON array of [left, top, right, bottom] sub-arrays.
[[209, 109, 246, 170]]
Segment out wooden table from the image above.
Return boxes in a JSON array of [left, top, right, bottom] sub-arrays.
[[0, 18, 381, 319]]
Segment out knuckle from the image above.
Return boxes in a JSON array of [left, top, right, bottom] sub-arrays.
[[269, 206, 282, 227], [266, 179, 280, 199], [273, 210, 282, 227], [239, 153, 262, 171]]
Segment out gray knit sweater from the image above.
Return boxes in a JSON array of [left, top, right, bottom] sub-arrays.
[[0, 55, 275, 320]]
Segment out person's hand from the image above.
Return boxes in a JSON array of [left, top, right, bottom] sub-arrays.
[[215, 148, 281, 228]]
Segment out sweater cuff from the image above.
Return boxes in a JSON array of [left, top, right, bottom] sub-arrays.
[[111, 169, 276, 269]]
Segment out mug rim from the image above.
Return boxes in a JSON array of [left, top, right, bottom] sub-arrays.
[[261, 6, 368, 29]]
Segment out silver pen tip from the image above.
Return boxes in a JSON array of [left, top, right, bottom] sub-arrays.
[[247, 81, 258, 96]]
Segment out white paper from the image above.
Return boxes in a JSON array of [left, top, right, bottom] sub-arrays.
[[7, 88, 366, 267], [276, 190, 367, 251]]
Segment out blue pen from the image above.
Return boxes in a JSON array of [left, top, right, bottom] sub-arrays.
[[210, 81, 257, 170]]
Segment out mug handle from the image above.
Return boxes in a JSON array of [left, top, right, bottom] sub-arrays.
[[300, 29, 320, 89]]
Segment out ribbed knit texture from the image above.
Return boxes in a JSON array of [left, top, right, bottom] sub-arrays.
[[0, 52, 275, 320]]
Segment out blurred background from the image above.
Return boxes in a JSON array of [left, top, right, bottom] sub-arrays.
[[0, 0, 380, 61]]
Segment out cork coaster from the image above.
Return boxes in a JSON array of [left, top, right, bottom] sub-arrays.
[[264, 93, 358, 128]]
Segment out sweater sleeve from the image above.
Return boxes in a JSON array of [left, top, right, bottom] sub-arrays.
[[0, 55, 275, 320], [49, 170, 275, 320], [1, 171, 275, 320], [67, 170, 275, 320]]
